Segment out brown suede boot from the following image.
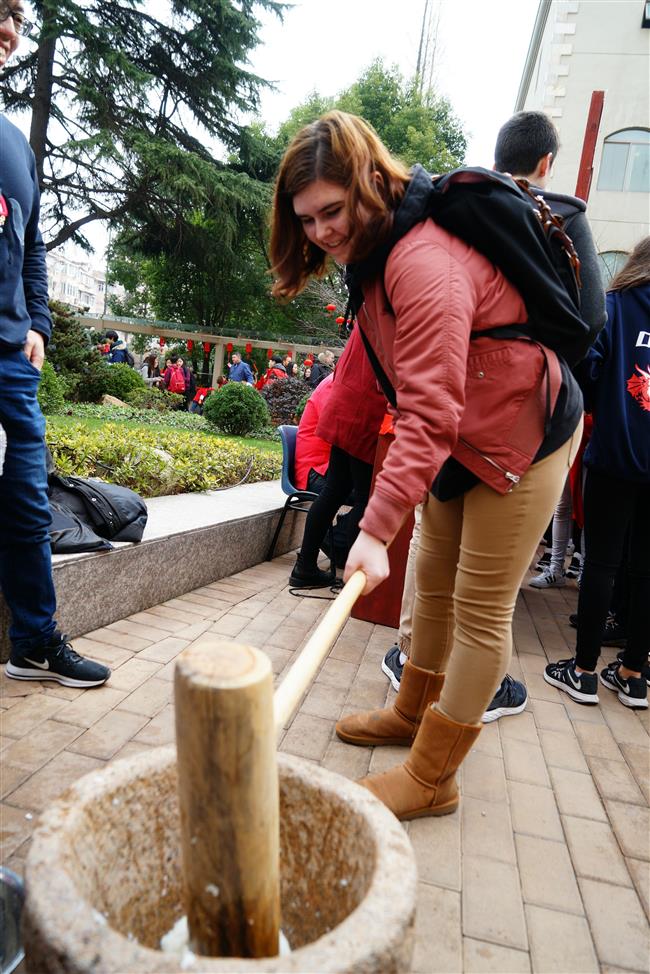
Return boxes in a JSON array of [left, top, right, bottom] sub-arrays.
[[335, 661, 444, 747], [359, 707, 481, 820]]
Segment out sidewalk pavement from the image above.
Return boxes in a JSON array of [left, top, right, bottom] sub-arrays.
[[1, 553, 648, 972]]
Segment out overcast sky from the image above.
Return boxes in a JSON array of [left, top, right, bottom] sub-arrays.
[[250, 0, 540, 166]]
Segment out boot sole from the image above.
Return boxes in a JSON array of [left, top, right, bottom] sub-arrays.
[[398, 798, 459, 821], [335, 729, 411, 747]]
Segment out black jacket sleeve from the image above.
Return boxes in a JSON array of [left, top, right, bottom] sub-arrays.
[[566, 210, 606, 353]]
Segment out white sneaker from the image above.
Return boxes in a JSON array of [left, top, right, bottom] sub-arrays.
[[529, 569, 566, 589]]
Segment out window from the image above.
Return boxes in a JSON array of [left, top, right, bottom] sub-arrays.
[[597, 129, 650, 192], [598, 251, 628, 286]]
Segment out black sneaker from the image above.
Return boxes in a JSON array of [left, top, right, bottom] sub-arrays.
[[601, 613, 627, 648], [567, 612, 627, 648], [5, 633, 110, 688], [535, 550, 552, 572], [600, 661, 648, 709], [616, 652, 650, 688], [544, 658, 599, 704], [482, 675, 528, 723], [381, 644, 403, 692], [289, 558, 334, 589], [565, 554, 583, 579]]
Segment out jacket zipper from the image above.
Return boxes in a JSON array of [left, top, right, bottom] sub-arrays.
[[459, 438, 521, 490]]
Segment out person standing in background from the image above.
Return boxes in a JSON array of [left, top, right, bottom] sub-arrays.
[[1, 4, 110, 687]]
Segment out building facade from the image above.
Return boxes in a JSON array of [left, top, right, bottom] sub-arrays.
[[46, 250, 124, 314], [515, 0, 650, 281]]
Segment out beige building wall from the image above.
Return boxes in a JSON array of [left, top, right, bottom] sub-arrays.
[[516, 0, 649, 270]]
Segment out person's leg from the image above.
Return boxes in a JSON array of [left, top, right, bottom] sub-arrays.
[[436, 435, 578, 724], [291, 447, 354, 585], [343, 455, 374, 551], [575, 470, 632, 671], [397, 504, 423, 658], [609, 531, 631, 631], [0, 353, 109, 688], [0, 352, 58, 648], [599, 482, 650, 709], [529, 475, 572, 588], [545, 468, 636, 704], [408, 493, 463, 673], [381, 504, 423, 691], [360, 431, 578, 819], [306, 469, 327, 494], [335, 493, 452, 746], [622, 484, 650, 674], [296, 446, 353, 567]]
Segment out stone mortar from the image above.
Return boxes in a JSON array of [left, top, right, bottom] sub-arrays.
[[23, 748, 416, 973]]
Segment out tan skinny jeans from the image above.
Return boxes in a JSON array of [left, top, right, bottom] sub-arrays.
[[410, 424, 582, 725]]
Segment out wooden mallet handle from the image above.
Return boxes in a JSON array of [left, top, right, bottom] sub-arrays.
[[274, 569, 366, 734]]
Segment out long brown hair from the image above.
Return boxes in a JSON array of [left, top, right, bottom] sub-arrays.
[[270, 111, 410, 300], [608, 236, 650, 291]]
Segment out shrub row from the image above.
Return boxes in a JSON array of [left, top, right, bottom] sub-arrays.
[[45, 423, 282, 498], [55, 403, 209, 431]]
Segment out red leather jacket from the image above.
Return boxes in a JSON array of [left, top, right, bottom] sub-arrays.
[[357, 219, 561, 544], [316, 326, 386, 465]]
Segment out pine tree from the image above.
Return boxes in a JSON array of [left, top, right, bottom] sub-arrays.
[[46, 301, 108, 400], [0, 0, 283, 251]]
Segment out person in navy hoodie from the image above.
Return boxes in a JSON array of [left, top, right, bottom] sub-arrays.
[[1, 5, 109, 687], [545, 237, 650, 708]]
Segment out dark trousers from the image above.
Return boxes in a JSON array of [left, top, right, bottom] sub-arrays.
[[298, 446, 373, 568], [0, 351, 58, 651], [576, 468, 650, 673]]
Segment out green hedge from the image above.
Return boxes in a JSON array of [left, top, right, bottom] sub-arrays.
[[203, 382, 269, 435], [101, 363, 147, 400], [45, 422, 281, 497], [57, 403, 208, 430], [37, 361, 66, 415]]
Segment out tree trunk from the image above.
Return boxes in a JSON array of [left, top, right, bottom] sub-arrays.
[[29, 30, 56, 190]]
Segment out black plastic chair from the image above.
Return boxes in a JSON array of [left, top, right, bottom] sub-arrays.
[[266, 425, 319, 562]]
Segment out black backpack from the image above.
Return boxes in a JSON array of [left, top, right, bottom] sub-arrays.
[[125, 348, 135, 368], [427, 167, 588, 366]]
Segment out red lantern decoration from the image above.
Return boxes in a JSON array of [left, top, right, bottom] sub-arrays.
[[335, 316, 345, 325], [159, 336, 165, 348], [325, 303, 336, 312], [186, 340, 193, 352], [203, 342, 211, 354], [245, 342, 253, 355], [267, 348, 274, 359], [226, 342, 234, 354]]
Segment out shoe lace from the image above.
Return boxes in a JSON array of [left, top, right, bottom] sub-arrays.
[[52, 636, 84, 665]]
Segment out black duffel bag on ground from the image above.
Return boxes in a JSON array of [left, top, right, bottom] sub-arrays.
[[49, 501, 113, 554], [48, 474, 148, 545]]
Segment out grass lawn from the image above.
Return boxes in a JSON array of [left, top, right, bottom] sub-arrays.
[[47, 414, 282, 454]]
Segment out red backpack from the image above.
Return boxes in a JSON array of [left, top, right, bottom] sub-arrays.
[[168, 365, 186, 394]]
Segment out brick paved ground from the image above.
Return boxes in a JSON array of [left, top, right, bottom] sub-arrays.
[[1, 552, 648, 972]]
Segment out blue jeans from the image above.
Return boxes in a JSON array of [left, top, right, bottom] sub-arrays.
[[0, 350, 57, 651]]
